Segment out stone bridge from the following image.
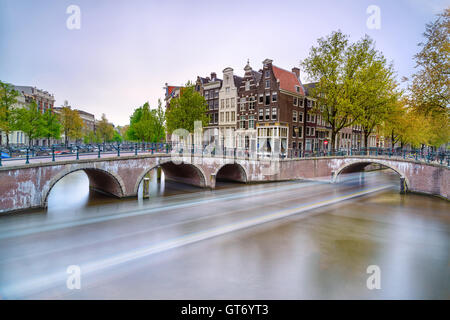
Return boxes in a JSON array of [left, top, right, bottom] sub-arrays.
[[0, 154, 448, 213]]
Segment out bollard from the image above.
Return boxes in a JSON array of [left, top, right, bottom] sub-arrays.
[[98, 145, 101, 158], [52, 146, 55, 161], [135, 143, 138, 156], [143, 177, 150, 199], [76, 146, 79, 160], [0, 148, 2, 167], [26, 148, 29, 164], [117, 144, 120, 157]]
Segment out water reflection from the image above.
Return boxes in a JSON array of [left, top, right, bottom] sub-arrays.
[[0, 169, 448, 299]]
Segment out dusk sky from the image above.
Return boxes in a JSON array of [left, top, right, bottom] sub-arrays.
[[1, 0, 448, 126]]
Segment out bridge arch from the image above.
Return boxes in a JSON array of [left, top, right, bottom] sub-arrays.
[[332, 159, 410, 191], [42, 166, 126, 208], [213, 163, 248, 183], [133, 161, 208, 194]]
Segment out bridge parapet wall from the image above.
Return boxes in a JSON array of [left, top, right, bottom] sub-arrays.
[[0, 155, 447, 214]]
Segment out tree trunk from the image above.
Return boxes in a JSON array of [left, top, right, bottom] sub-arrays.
[[364, 133, 369, 155], [6, 134, 9, 148], [331, 131, 336, 155], [391, 131, 395, 150]]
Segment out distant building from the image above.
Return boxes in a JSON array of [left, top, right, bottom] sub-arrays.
[[14, 85, 55, 114], [195, 72, 222, 143], [0, 91, 29, 146], [218, 67, 242, 148], [0, 85, 55, 146], [236, 60, 262, 152]]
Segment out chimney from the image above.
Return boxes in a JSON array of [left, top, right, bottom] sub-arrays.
[[211, 72, 216, 80], [292, 67, 300, 79]]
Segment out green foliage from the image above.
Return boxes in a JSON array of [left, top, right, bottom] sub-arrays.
[[83, 130, 101, 144], [59, 106, 84, 145], [42, 109, 61, 145], [96, 113, 115, 143], [302, 31, 406, 151], [407, 8, 450, 148], [112, 131, 123, 143], [13, 101, 44, 147], [165, 82, 209, 134], [409, 8, 449, 116], [127, 101, 166, 142], [0, 80, 20, 146]]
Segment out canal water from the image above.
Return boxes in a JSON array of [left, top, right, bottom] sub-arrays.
[[0, 169, 448, 299]]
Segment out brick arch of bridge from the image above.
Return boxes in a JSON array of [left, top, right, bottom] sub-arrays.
[[42, 166, 126, 208], [133, 160, 209, 194], [332, 160, 410, 190], [213, 163, 248, 183]]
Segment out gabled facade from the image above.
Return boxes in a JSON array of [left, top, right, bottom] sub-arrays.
[[236, 60, 261, 151], [218, 67, 241, 148], [253, 58, 305, 156], [195, 73, 222, 143]]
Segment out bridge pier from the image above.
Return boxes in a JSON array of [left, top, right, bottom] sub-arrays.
[[400, 177, 407, 194]]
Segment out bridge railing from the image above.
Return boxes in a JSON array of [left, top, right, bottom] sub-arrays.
[[0, 143, 449, 168]]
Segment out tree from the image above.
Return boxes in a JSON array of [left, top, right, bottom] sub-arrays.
[[126, 106, 143, 141], [96, 113, 115, 143], [133, 103, 153, 142], [407, 8, 450, 149], [0, 81, 19, 147], [382, 99, 433, 149], [83, 130, 101, 144], [59, 106, 84, 146], [112, 131, 123, 143], [382, 98, 407, 148], [353, 43, 399, 150], [118, 125, 129, 141], [14, 101, 44, 147], [408, 8, 449, 116], [165, 82, 209, 134], [127, 101, 166, 142], [42, 109, 61, 146], [152, 99, 166, 142], [301, 31, 396, 152]]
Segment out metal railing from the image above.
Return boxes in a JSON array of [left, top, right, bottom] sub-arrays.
[[0, 143, 449, 167]]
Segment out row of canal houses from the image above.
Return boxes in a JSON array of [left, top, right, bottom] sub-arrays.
[[165, 58, 379, 156]]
